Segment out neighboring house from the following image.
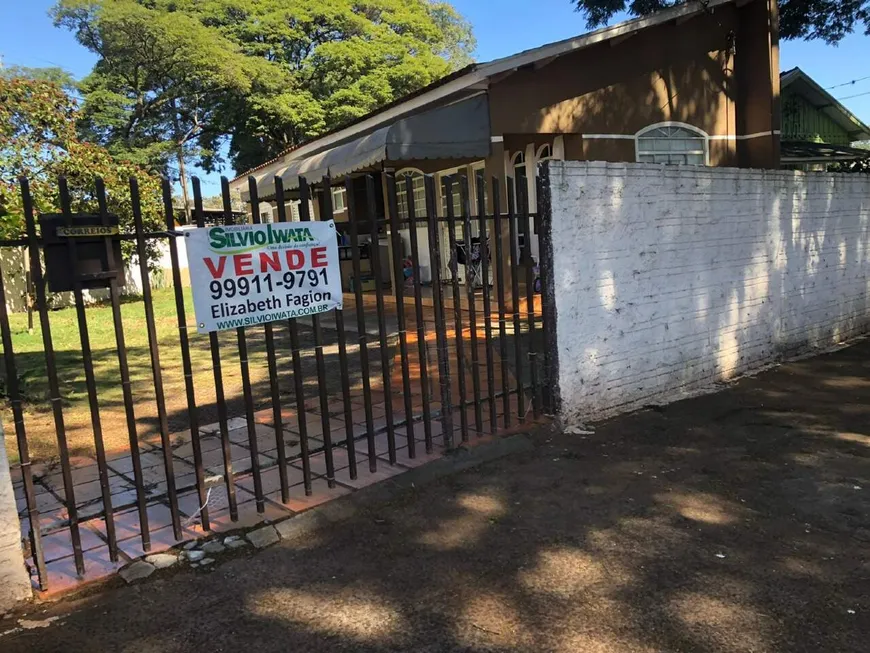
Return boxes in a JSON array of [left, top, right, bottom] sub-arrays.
[[229, 0, 780, 282], [779, 67, 870, 170]]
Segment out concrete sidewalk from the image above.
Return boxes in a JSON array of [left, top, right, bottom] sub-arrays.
[[3, 339, 869, 652]]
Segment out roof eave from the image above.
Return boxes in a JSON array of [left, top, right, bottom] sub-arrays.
[[782, 67, 870, 145], [231, 0, 738, 187]]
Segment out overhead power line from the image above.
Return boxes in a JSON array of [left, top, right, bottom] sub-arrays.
[[827, 74, 870, 90], [837, 89, 870, 101]]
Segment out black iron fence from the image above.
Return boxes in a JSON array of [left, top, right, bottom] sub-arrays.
[[0, 169, 552, 591]]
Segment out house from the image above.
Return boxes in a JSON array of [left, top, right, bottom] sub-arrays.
[[779, 67, 870, 170], [229, 0, 780, 285]]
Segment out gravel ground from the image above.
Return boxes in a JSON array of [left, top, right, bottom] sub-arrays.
[[3, 338, 869, 652]]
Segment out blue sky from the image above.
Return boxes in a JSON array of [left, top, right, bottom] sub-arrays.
[[2, 0, 869, 194]]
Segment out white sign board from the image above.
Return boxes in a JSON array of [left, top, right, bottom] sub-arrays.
[[185, 221, 343, 334]]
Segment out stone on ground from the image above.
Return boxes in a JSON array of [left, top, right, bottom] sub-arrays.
[[185, 550, 205, 562], [226, 538, 248, 550], [201, 541, 225, 554], [246, 525, 280, 549], [119, 561, 155, 584], [144, 553, 177, 570]]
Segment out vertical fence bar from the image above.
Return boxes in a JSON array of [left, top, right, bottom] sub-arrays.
[[492, 179, 511, 428], [518, 183, 540, 419], [163, 180, 208, 530], [0, 265, 47, 589], [365, 175, 397, 463], [247, 177, 290, 503], [476, 172, 497, 432], [130, 177, 183, 538], [231, 179, 265, 512], [346, 177, 378, 471], [20, 178, 85, 576], [298, 178, 336, 486], [385, 174, 416, 458], [535, 171, 554, 415], [25, 269, 33, 334], [506, 178, 526, 423], [96, 178, 152, 546], [334, 305, 358, 480], [425, 175, 454, 449], [445, 177, 468, 442], [200, 179, 238, 520], [325, 179, 357, 480], [274, 177, 313, 494], [405, 176, 433, 452], [59, 177, 119, 561], [459, 176, 482, 435]]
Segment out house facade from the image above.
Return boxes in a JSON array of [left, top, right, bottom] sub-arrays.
[[230, 0, 780, 285], [779, 67, 870, 169]]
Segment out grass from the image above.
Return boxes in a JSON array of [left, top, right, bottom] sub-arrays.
[[1, 287, 386, 464]]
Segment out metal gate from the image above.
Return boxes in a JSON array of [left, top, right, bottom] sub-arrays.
[[0, 169, 552, 592]]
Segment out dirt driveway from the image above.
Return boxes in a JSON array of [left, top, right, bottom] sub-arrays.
[[3, 340, 869, 652]]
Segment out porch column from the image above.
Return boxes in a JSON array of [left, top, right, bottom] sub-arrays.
[[381, 171, 399, 296], [0, 421, 31, 609], [484, 137, 513, 309]]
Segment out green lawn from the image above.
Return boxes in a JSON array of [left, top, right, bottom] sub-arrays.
[[1, 287, 385, 463]]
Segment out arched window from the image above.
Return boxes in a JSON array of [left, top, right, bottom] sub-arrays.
[[636, 124, 708, 165], [536, 144, 552, 161], [509, 151, 527, 209], [511, 151, 526, 178], [396, 168, 426, 219]]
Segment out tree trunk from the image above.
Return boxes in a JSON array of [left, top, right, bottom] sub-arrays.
[[177, 151, 191, 225], [171, 97, 191, 225]]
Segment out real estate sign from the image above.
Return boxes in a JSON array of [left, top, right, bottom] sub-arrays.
[[185, 221, 342, 334]]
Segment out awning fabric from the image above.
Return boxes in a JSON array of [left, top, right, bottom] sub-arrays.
[[254, 93, 491, 197]]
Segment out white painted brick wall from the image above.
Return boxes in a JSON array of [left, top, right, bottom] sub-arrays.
[[0, 422, 31, 609], [549, 161, 870, 423]]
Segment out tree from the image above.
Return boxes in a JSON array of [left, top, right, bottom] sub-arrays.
[[0, 73, 163, 263], [0, 65, 77, 91], [207, 0, 476, 172], [53, 0, 264, 221], [53, 0, 476, 178], [570, 0, 870, 44]]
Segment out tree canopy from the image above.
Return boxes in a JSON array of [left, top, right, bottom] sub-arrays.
[[52, 0, 476, 179], [0, 72, 163, 261], [571, 0, 869, 44]]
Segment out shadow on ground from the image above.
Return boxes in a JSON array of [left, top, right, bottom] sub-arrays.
[[4, 339, 869, 652]]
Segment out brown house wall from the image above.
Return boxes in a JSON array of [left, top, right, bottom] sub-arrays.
[[488, 0, 777, 168]]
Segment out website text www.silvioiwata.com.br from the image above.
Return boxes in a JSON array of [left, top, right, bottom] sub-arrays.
[[213, 302, 331, 330]]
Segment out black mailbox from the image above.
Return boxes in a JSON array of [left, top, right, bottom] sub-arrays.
[[39, 214, 125, 293]]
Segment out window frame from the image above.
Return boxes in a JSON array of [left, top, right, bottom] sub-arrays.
[[331, 187, 347, 213], [535, 143, 552, 161], [635, 122, 710, 166], [395, 167, 426, 220]]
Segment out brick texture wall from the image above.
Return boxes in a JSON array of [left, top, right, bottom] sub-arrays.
[[548, 161, 870, 423]]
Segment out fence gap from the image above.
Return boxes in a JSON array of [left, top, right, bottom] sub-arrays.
[[346, 177, 378, 471], [404, 175, 434, 453], [476, 172, 497, 432], [273, 176, 313, 495], [99, 177, 154, 544], [60, 176, 120, 560], [385, 173, 416, 459]]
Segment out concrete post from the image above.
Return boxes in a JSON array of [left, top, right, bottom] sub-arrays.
[[0, 421, 31, 610]]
